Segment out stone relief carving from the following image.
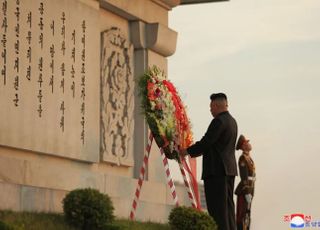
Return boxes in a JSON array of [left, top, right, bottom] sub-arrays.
[[100, 27, 134, 166]]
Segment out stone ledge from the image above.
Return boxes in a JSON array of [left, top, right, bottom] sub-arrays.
[[0, 182, 67, 213], [0, 151, 190, 206], [111, 196, 174, 223], [0, 180, 189, 223]]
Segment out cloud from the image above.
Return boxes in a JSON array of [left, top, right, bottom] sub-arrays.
[[170, 0, 320, 64]]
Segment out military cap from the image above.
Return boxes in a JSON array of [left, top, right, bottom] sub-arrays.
[[236, 134, 248, 150]]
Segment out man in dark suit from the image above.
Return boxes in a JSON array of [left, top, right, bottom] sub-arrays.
[[181, 93, 238, 230]]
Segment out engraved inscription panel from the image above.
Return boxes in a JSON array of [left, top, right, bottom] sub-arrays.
[[0, 0, 99, 162]]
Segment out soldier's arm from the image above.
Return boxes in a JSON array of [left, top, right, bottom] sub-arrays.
[[239, 156, 253, 194], [239, 155, 248, 180]]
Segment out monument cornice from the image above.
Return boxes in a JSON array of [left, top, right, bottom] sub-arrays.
[[151, 0, 181, 10], [180, 0, 229, 4], [130, 21, 177, 57], [99, 0, 168, 25]]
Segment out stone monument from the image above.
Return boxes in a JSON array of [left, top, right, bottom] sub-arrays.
[[0, 0, 226, 222]]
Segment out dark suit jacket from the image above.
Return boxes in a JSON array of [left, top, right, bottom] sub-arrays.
[[187, 111, 238, 179]]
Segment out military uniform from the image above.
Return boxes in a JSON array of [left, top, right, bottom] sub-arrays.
[[235, 153, 256, 230]]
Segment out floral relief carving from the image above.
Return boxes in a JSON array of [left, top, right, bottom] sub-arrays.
[[100, 27, 134, 166]]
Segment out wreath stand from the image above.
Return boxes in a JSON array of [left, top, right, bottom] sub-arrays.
[[129, 132, 201, 220]]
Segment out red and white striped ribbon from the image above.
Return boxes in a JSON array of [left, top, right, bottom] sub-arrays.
[[178, 161, 197, 209], [181, 157, 201, 210], [160, 148, 179, 206], [130, 132, 154, 220]]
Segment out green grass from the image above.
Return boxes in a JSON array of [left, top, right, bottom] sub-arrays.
[[0, 210, 170, 230], [114, 219, 170, 230]]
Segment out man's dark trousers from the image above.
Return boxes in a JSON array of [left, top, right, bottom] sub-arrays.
[[204, 176, 236, 230]]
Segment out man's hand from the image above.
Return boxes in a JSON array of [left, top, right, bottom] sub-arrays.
[[180, 149, 189, 157]]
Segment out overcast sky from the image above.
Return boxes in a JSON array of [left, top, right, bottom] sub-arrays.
[[168, 0, 320, 229]]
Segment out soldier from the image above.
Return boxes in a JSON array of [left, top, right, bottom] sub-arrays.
[[235, 135, 256, 230]]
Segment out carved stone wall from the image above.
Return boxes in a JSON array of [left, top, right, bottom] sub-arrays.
[[100, 27, 134, 166], [0, 0, 100, 162], [0, 0, 188, 223]]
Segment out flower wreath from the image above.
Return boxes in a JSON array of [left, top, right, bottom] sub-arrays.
[[138, 66, 193, 160]]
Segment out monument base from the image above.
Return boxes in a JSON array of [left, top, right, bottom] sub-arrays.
[[0, 147, 191, 223]]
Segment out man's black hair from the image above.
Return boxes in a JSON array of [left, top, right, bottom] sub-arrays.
[[210, 93, 227, 101]]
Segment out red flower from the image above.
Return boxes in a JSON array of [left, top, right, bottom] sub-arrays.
[[147, 82, 156, 100], [155, 88, 162, 97], [155, 103, 163, 110]]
